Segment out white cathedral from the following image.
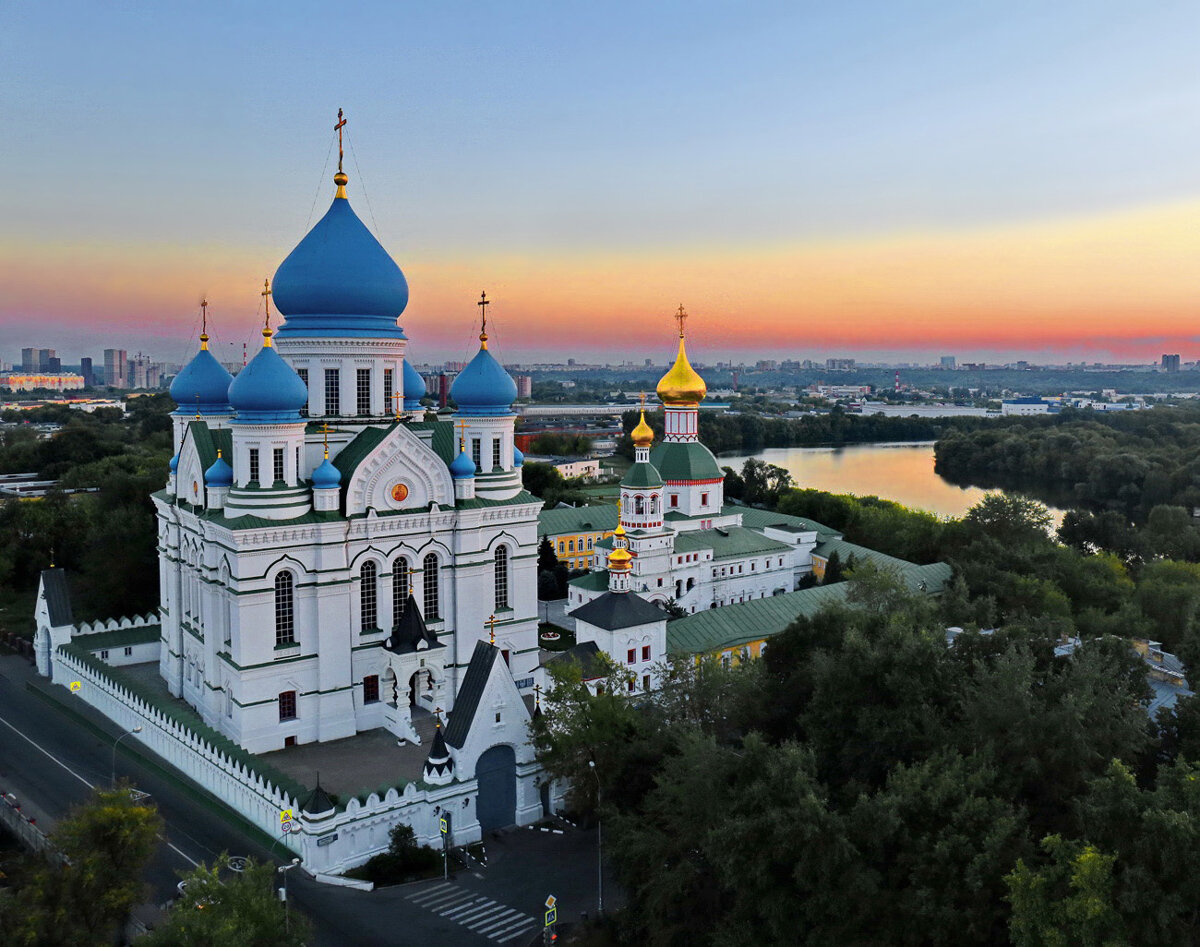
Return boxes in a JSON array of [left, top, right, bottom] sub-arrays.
[[159, 159, 541, 755]]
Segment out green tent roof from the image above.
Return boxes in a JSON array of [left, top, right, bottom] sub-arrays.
[[621, 462, 664, 489], [649, 441, 723, 482]]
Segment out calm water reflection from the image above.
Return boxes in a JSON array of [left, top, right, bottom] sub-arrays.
[[721, 442, 1061, 522]]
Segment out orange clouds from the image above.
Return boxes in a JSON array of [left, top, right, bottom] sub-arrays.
[[5, 197, 1200, 360]]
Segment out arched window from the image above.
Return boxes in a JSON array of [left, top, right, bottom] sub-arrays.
[[634, 495, 645, 515], [649, 495, 659, 515], [393, 556, 409, 624], [274, 571, 295, 645], [360, 561, 378, 630], [423, 553, 439, 619], [495, 545, 509, 610]]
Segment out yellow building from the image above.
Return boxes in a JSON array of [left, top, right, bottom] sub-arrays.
[[537, 504, 618, 571]]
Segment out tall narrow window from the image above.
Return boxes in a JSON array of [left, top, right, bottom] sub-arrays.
[[383, 369, 394, 414], [471, 438, 481, 469], [492, 439, 501, 470], [356, 368, 371, 416], [273, 448, 284, 484], [274, 571, 294, 645], [360, 561, 377, 630], [363, 675, 380, 704], [393, 556, 409, 624], [422, 553, 439, 619], [296, 369, 309, 417], [248, 448, 259, 484], [278, 690, 297, 721], [494, 544, 509, 610], [324, 368, 340, 416]]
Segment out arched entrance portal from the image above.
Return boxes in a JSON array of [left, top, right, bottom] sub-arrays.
[[476, 745, 517, 832], [382, 667, 398, 706], [409, 670, 434, 708]]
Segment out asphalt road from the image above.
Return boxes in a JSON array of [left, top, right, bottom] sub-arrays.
[[0, 652, 615, 945]]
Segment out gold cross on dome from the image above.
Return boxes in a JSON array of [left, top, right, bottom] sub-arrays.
[[335, 108, 347, 173], [200, 298, 209, 346], [457, 418, 469, 451], [477, 291, 490, 333], [674, 304, 688, 338], [488, 614, 496, 646], [262, 279, 273, 327], [533, 683, 542, 708], [393, 391, 401, 419], [433, 706, 443, 725]]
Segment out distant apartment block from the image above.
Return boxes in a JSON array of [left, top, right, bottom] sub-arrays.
[[0, 373, 85, 392], [1162, 354, 1181, 372], [80, 357, 94, 387], [104, 349, 128, 388], [516, 375, 533, 399], [940, 356, 956, 369], [20, 348, 56, 372], [825, 357, 856, 371]]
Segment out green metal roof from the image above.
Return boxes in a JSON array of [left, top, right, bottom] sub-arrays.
[[77, 625, 161, 651], [568, 571, 609, 592], [187, 421, 231, 474], [621, 462, 664, 489], [729, 504, 840, 540], [812, 538, 953, 593], [673, 526, 793, 560], [407, 419, 456, 465], [332, 424, 395, 482], [649, 441, 723, 482], [667, 583, 854, 654], [538, 504, 618, 537]]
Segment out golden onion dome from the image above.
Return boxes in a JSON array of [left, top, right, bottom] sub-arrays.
[[656, 336, 707, 406], [613, 522, 626, 537], [631, 409, 654, 447], [607, 546, 632, 569]]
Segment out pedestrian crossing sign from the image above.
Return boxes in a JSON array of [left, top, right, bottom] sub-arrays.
[[440, 817, 448, 834], [545, 906, 557, 927]]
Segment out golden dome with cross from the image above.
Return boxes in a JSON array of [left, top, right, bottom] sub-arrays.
[[655, 305, 707, 406]]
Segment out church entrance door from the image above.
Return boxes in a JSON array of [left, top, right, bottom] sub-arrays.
[[476, 745, 516, 832]]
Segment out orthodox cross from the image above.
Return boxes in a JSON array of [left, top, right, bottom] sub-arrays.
[[335, 108, 347, 174], [477, 291, 490, 337], [392, 391, 401, 419], [674, 304, 688, 338], [200, 298, 209, 347], [487, 614, 496, 646], [434, 706, 443, 726], [322, 423, 330, 459], [533, 683, 542, 710], [261, 279, 273, 331], [194, 394, 201, 421], [457, 418, 469, 452]]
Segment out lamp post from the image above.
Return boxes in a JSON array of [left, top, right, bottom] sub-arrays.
[[588, 759, 603, 915], [278, 857, 300, 933], [111, 726, 142, 787]]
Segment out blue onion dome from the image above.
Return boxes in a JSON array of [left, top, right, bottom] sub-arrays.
[[170, 342, 234, 415], [449, 446, 476, 480], [272, 175, 408, 339], [228, 329, 309, 422], [169, 452, 180, 473], [449, 333, 517, 416], [402, 358, 426, 410], [204, 451, 233, 488], [513, 445, 524, 467], [312, 453, 342, 489]]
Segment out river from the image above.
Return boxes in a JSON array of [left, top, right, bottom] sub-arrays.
[[720, 442, 1063, 522]]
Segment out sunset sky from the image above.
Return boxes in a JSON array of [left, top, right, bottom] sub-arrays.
[[3, 2, 1199, 367]]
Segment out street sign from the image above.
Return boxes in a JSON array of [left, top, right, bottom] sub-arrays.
[[316, 833, 338, 847], [69, 681, 81, 692], [279, 808, 293, 825], [545, 895, 556, 909], [227, 856, 248, 872], [544, 907, 557, 927], [439, 817, 448, 835]]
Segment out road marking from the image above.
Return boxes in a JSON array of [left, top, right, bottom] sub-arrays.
[[470, 907, 526, 933], [419, 889, 472, 909], [408, 883, 453, 904], [485, 914, 534, 937], [493, 919, 539, 942], [0, 711, 95, 789], [452, 901, 504, 923], [442, 897, 488, 918], [0, 711, 200, 868], [405, 885, 536, 941]]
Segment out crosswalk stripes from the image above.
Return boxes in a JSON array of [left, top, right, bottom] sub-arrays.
[[405, 883, 539, 943]]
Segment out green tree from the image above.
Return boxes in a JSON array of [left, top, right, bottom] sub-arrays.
[[1006, 835, 1124, 947], [142, 855, 310, 946]]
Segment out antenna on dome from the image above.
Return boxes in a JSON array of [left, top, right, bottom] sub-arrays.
[[334, 109, 349, 198], [477, 291, 490, 347], [261, 279, 274, 346], [674, 304, 688, 339]]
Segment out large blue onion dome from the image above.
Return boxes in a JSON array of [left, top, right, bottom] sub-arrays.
[[169, 452, 180, 473], [449, 446, 476, 480], [204, 451, 233, 488], [402, 358, 426, 410], [312, 452, 342, 489], [272, 174, 408, 340], [450, 333, 517, 416], [228, 329, 309, 423], [170, 341, 234, 415], [513, 445, 524, 467]]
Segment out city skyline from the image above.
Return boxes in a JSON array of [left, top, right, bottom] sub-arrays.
[[4, 2, 1200, 365]]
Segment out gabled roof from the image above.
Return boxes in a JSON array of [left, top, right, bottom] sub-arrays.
[[667, 583, 854, 654], [569, 591, 666, 631], [331, 423, 395, 483], [186, 420, 232, 474], [673, 525, 793, 560], [538, 504, 618, 538], [445, 641, 501, 749], [729, 504, 840, 539], [40, 568, 74, 626], [384, 595, 440, 653], [544, 641, 606, 680], [407, 419, 456, 465]]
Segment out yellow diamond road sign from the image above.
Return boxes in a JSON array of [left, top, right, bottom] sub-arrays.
[[545, 895, 556, 909]]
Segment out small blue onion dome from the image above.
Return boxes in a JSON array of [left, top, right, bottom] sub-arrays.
[[169, 452, 180, 473], [449, 337, 517, 416], [402, 358, 426, 409], [272, 191, 408, 340], [204, 452, 233, 488], [170, 346, 234, 415], [513, 445, 524, 467], [228, 332, 309, 423], [449, 447, 476, 480], [312, 454, 342, 489]]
